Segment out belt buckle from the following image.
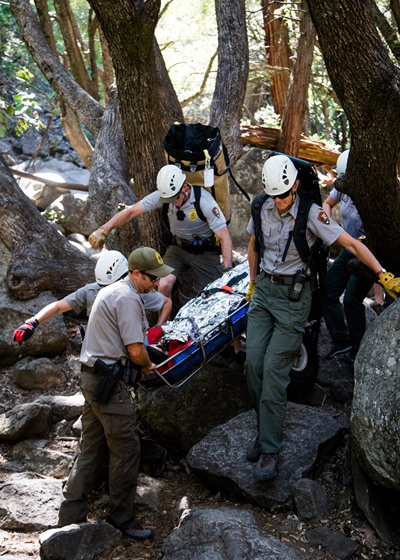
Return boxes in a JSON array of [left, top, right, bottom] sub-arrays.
[[270, 274, 280, 284]]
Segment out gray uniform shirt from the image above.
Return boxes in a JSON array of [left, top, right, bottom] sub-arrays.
[[330, 187, 365, 239], [140, 187, 226, 241], [246, 195, 344, 275], [80, 276, 148, 366], [65, 282, 164, 317]]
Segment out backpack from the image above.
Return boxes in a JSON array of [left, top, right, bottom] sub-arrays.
[[251, 152, 328, 320], [164, 122, 249, 223]]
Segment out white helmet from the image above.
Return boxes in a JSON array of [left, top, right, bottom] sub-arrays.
[[336, 149, 350, 178], [262, 154, 298, 196], [95, 250, 128, 286], [157, 165, 186, 203]]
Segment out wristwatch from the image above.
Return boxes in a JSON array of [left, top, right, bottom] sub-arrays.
[[223, 267, 232, 273]]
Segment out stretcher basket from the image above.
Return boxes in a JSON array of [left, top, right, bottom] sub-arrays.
[[139, 299, 248, 390]]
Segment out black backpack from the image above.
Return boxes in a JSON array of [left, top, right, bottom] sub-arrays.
[[251, 153, 328, 320]]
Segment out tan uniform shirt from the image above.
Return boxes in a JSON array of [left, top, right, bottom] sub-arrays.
[[80, 276, 148, 367], [246, 195, 344, 275]]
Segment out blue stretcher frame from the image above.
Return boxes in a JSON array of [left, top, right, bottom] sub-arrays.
[[138, 300, 249, 390]]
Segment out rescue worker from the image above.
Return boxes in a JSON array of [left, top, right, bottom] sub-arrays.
[[322, 150, 379, 362], [88, 165, 233, 297], [245, 154, 400, 481], [12, 250, 172, 343], [12, 250, 170, 479], [57, 247, 173, 541]]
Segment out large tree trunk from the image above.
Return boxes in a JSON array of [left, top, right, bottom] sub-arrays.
[[277, 0, 316, 156], [88, 0, 182, 250], [0, 156, 95, 300], [10, 0, 104, 136], [307, 0, 400, 272], [88, 85, 140, 257], [209, 0, 249, 165], [261, 0, 292, 118]]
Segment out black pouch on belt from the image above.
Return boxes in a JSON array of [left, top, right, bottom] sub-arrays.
[[91, 359, 123, 404]]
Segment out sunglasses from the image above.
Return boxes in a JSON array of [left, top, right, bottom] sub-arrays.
[[271, 188, 292, 200], [141, 271, 160, 282]]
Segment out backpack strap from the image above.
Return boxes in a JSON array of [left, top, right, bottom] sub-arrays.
[[163, 186, 207, 223], [193, 185, 207, 222], [251, 193, 268, 258]]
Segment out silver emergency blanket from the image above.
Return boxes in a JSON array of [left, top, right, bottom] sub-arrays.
[[159, 262, 250, 345]]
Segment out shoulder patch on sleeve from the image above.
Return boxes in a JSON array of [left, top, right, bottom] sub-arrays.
[[318, 211, 330, 225], [212, 206, 221, 219]]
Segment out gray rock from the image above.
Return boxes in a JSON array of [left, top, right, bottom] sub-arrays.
[[0, 403, 52, 442], [35, 393, 85, 423], [40, 523, 122, 560], [351, 447, 400, 548], [187, 404, 342, 511], [305, 527, 359, 559], [0, 474, 62, 530], [12, 439, 73, 478], [292, 478, 332, 522], [137, 363, 252, 452], [46, 192, 97, 236], [135, 473, 167, 514], [0, 286, 68, 368], [351, 299, 400, 490], [13, 158, 89, 209], [162, 506, 302, 560], [13, 356, 66, 390]]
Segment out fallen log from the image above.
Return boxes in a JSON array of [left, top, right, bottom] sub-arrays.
[[11, 168, 88, 192], [240, 125, 339, 168]]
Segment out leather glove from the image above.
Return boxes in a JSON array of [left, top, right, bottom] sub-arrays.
[[89, 227, 108, 249], [378, 271, 400, 299], [246, 281, 256, 302], [13, 318, 39, 345]]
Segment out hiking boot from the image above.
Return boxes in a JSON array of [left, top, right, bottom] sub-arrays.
[[120, 520, 154, 542], [325, 342, 352, 360], [344, 346, 358, 364], [253, 453, 278, 481], [246, 437, 261, 462]]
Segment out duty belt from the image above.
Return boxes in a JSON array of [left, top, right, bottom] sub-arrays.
[[172, 235, 217, 254], [260, 270, 296, 286]]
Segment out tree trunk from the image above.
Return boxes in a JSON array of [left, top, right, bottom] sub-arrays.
[[307, 0, 400, 271], [277, 0, 316, 156], [32, 0, 95, 166], [209, 0, 249, 165], [88, 0, 181, 250], [261, 0, 292, 118], [88, 85, 140, 257], [0, 155, 95, 300], [10, 0, 104, 136]]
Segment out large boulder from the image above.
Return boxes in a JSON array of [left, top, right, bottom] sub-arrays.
[[137, 362, 252, 452], [45, 192, 97, 236], [0, 288, 68, 367], [350, 300, 400, 490], [162, 506, 302, 560], [187, 405, 343, 511]]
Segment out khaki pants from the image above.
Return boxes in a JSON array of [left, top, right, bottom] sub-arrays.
[[246, 275, 311, 454], [164, 244, 222, 292], [58, 379, 140, 529]]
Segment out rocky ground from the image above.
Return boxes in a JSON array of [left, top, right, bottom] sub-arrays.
[[0, 313, 399, 560]]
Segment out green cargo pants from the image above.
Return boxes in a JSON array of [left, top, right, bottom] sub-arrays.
[[246, 274, 312, 454], [58, 375, 140, 529]]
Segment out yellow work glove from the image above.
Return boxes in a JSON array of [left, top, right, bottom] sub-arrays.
[[89, 227, 108, 249], [378, 271, 400, 300], [246, 281, 256, 302]]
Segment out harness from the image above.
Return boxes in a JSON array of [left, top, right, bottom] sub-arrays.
[[251, 192, 327, 295], [162, 185, 220, 254]]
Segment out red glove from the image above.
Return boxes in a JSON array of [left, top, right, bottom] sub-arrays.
[[13, 318, 39, 345]]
